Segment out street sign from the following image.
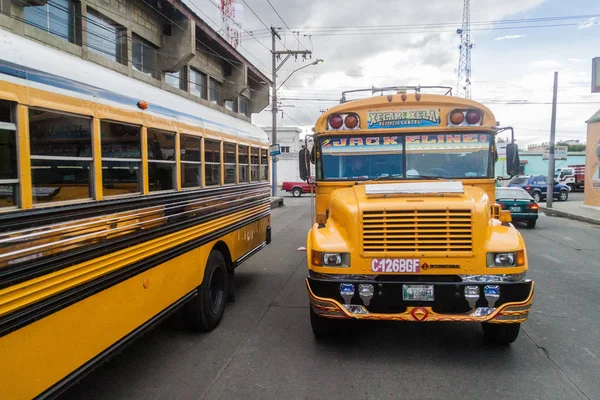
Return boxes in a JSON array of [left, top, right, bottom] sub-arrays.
[[543, 146, 568, 160], [269, 144, 281, 156], [593, 57, 600, 93]]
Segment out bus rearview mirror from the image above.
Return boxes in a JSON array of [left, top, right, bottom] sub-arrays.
[[299, 148, 309, 181], [506, 143, 520, 176]]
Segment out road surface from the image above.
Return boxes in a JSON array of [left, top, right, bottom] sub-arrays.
[[61, 197, 600, 400]]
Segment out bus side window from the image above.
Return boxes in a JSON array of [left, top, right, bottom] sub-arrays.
[[260, 148, 268, 181], [223, 142, 236, 184], [181, 134, 202, 188], [101, 121, 142, 196], [147, 129, 176, 192], [204, 139, 221, 186], [29, 108, 93, 204], [251, 147, 259, 181], [0, 100, 18, 208], [238, 145, 249, 183]]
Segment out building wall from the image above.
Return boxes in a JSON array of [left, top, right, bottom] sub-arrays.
[[585, 115, 600, 207], [495, 153, 586, 178], [263, 126, 304, 185], [0, 0, 268, 121]]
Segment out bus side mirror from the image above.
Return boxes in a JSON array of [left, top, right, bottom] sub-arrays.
[[299, 148, 309, 181], [506, 143, 520, 176]]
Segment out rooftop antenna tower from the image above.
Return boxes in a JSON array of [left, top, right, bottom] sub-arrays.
[[456, 0, 472, 99]]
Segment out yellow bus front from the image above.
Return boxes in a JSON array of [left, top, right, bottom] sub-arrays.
[[305, 93, 533, 344]]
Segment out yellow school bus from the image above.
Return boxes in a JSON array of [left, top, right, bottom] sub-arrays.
[[302, 86, 533, 345], [0, 30, 270, 398]]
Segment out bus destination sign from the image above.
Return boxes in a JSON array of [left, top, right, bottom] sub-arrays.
[[367, 109, 440, 129]]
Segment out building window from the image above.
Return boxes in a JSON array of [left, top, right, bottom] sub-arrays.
[[239, 96, 249, 117], [147, 129, 176, 192], [260, 148, 268, 181], [238, 145, 249, 183], [100, 121, 142, 196], [209, 78, 221, 105], [280, 146, 290, 153], [29, 109, 93, 204], [165, 68, 186, 91], [223, 142, 236, 184], [86, 9, 127, 65], [204, 139, 221, 186], [181, 134, 202, 188], [132, 34, 158, 79], [24, 0, 76, 43], [250, 147, 259, 181], [225, 99, 237, 112], [190, 68, 207, 100], [0, 101, 18, 208]]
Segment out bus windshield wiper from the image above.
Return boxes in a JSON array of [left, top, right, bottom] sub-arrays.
[[366, 174, 404, 182], [407, 174, 452, 181]]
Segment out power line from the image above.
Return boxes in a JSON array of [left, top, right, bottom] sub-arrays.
[[264, 0, 308, 51]]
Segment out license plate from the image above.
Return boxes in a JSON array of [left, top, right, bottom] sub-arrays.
[[403, 285, 434, 301], [509, 206, 521, 212]]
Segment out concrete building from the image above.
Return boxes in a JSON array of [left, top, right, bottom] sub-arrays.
[[262, 126, 304, 186], [585, 110, 600, 207], [0, 0, 270, 120], [495, 152, 586, 178]]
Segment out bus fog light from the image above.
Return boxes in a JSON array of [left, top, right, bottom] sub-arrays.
[[464, 285, 480, 309], [484, 285, 500, 307], [358, 284, 374, 306], [340, 283, 355, 304]]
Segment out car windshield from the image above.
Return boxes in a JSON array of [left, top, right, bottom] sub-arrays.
[[496, 188, 533, 200], [318, 133, 492, 180]]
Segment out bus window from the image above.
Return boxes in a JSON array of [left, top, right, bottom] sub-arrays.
[[238, 145, 249, 183], [29, 109, 93, 204], [0, 100, 18, 208], [147, 129, 176, 192], [224, 142, 236, 184], [251, 147, 259, 181], [101, 121, 142, 196], [181, 134, 202, 188], [260, 148, 268, 180], [204, 139, 221, 186]]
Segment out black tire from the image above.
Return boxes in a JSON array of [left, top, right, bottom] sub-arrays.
[[532, 192, 541, 203], [559, 190, 568, 201], [526, 220, 536, 229], [567, 183, 574, 192], [482, 322, 521, 345], [310, 308, 339, 337], [292, 187, 302, 197], [184, 251, 228, 332]]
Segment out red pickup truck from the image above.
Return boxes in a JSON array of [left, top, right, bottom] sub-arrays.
[[281, 181, 314, 197]]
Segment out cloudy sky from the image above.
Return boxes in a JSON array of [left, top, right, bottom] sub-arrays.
[[190, 0, 599, 146]]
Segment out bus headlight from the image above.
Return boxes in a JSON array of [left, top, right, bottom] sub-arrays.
[[311, 251, 350, 267], [487, 250, 525, 267]]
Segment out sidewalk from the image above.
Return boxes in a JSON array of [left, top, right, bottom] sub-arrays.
[[538, 200, 600, 225], [270, 197, 284, 209]]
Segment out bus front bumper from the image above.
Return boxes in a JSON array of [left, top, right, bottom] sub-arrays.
[[307, 276, 534, 324]]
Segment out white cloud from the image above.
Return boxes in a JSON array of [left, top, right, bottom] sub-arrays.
[[531, 60, 561, 70], [567, 58, 585, 62], [578, 17, 599, 29], [494, 34, 525, 41]]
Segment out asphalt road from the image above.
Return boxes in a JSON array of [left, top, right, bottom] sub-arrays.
[[61, 197, 600, 400]]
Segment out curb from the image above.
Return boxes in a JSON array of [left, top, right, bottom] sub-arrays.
[[538, 206, 600, 226], [270, 197, 284, 209]]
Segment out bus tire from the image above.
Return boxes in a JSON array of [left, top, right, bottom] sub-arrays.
[[482, 322, 521, 345], [310, 308, 339, 337], [184, 250, 229, 332]]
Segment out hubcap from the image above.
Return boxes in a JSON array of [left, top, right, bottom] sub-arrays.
[[208, 267, 225, 314]]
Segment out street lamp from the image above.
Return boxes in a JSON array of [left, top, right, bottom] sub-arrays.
[[271, 58, 323, 197], [277, 59, 324, 91]]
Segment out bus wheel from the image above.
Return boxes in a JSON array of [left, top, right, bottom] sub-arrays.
[[482, 322, 521, 345], [184, 250, 229, 332], [310, 308, 339, 337]]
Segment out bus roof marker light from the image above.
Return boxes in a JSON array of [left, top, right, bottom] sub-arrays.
[[449, 110, 464, 125], [466, 110, 481, 125], [137, 100, 148, 110], [401, 94, 407, 102], [415, 93, 421, 101], [329, 114, 343, 129], [344, 114, 359, 129]]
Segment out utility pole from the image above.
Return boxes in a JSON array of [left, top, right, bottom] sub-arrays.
[[546, 71, 558, 208], [270, 27, 311, 196]]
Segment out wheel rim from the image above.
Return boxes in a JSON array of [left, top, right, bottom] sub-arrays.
[[208, 266, 226, 314], [533, 194, 540, 202], [560, 192, 567, 200]]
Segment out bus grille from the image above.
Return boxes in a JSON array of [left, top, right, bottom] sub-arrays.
[[362, 209, 473, 253]]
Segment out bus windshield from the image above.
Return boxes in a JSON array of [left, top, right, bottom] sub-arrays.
[[319, 133, 492, 180]]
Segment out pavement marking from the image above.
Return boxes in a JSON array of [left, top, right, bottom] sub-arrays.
[[583, 348, 598, 361], [541, 254, 561, 263], [563, 236, 574, 242]]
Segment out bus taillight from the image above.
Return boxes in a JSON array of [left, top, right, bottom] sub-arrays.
[[449, 110, 464, 125], [466, 110, 481, 125], [344, 114, 359, 129], [329, 114, 343, 129]]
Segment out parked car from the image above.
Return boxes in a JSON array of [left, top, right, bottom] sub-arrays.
[[496, 187, 539, 228], [555, 164, 585, 192], [507, 175, 569, 202], [281, 181, 314, 197]]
